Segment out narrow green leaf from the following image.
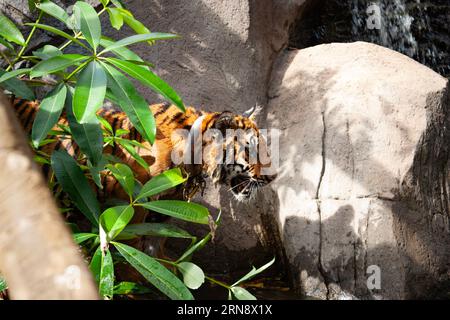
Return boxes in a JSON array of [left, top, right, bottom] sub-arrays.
[[230, 286, 256, 300], [0, 70, 35, 100], [107, 8, 123, 30], [177, 233, 211, 263], [119, 223, 193, 240], [106, 58, 184, 111], [120, 10, 150, 35], [90, 246, 102, 284], [106, 163, 135, 197], [140, 200, 209, 224], [100, 33, 179, 55], [30, 54, 89, 78], [33, 45, 62, 60], [99, 206, 134, 240], [0, 277, 7, 292], [0, 37, 14, 51], [113, 282, 152, 295], [99, 37, 148, 69], [99, 248, 114, 299], [177, 262, 205, 290], [31, 83, 67, 148], [0, 68, 31, 83], [66, 86, 103, 166], [101, 62, 156, 144], [112, 242, 194, 300], [232, 258, 275, 287], [117, 139, 150, 170], [0, 14, 25, 45], [73, 60, 107, 123], [51, 150, 101, 225], [37, 1, 70, 26], [137, 168, 187, 200], [73, 233, 98, 244], [100, 0, 110, 7], [26, 23, 90, 50], [75, 1, 101, 51]]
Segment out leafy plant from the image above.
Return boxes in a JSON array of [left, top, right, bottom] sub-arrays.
[[0, 0, 274, 300]]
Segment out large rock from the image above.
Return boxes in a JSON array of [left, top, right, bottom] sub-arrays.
[[267, 42, 450, 299]]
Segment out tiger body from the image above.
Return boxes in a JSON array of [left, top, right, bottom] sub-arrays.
[[12, 99, 275, 207]]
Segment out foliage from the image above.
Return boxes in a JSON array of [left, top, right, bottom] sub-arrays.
[[0, 0, 274, 300]]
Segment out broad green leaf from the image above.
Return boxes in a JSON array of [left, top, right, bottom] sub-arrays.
[[0, 14, 25, 45], [90, 246, 102, 284], [73, 60, 107, 123], [37, 1, 70, 26], [99, 206, 134, 240], [31, 83, 67, 148], [66, 86, 103, 166], [119, 223, 193, 240], [26, 23, 90, 50], [140, 200, 209, 224], [113, 282, 152, 295], [0, 277, 7, 291], [232, 258, 276, 287], [33, 45, 62, 60], [117, 139, 149, 170], [99, 248, 114, 299], [107, 8, 123, 30], [30, 54, 89, 78], [230, 286, 256, 300], [106, 163, 135, 197], [73, 233, 98, 244], [101, 62, 156, 144], [137, 168, 186, 200], [177, 233, 211, 263], [100, 33, 179, 55], [106, 58, 184, 111], [177, 262, 205, 290], [110, 0, 124, 9], [51, 150, 101, 225], [0, 68, 31, 83], [112, 242, 194, 300], [75, 1, 101, 51], [0, 70, 35, 100], [99, 37, 148, 69]]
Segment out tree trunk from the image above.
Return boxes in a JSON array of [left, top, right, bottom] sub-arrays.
[[0, 93, 98, 300]]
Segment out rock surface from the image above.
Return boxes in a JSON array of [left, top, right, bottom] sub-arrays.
[[267, 42, 449, 299]]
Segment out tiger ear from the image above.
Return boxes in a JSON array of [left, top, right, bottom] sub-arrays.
[[214, 111, 234, 132], [242, 104, 263, 121]]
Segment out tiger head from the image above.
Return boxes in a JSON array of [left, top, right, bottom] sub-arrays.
[[198, 105, 277, 201]]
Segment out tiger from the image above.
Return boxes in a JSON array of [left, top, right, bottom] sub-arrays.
[[11, 99, 277, 207]]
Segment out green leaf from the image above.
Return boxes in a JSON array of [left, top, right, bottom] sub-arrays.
[[99, 248, 114, 299], [97, 115, 113, 133], [31, 83, 67, 148], [33, 45, 62, 60], [100, 33, 179, 55], [0, 14, 25, 45], [177, 262, 205, 290], [37, 1, 70, 27], [66, 86, 103, 166], [90, 246, 102, 284], [0, 277, 7, 292], [232, 258, 276, 287], [230, 286, 256, 300], [105, 58, 184, 111], [112, 242, 194, 300], [0, 68, 31, 83], [140, 200, 209, 224], [73, 60, 107, 123], [106, 163, 135, 197], [177, 233, 211, 263], [0, 37, 14, 51], [116, 139, 150, 170], [99, 37, 148, 69], [26, 23, 90, 50], [73, 233, 98, 244], [119, 10, 150, 35], [101, 62, 156, 144], [137, 168, 187, 200], [119, 223, 193, 240], [74, 1, 101, 51], [100, 0, 110, 7], [0, 70, 35, 100], [99, 206, 134, 240], [30, 54, 90, 78], [51, 150, 101, 225], [28, 0, 39, 12], [113, 282, 152, 295], [107, 8, 123, 30]]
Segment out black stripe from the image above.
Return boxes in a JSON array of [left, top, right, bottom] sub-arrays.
[[153, 102, 171, 118]]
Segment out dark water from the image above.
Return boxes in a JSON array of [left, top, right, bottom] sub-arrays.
[[289, 0, 450, 78]]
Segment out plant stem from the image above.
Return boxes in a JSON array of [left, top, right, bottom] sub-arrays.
[[154, 257, 177, 266], [6, 11, 43, 71], [205, 276, 231, 289], [64, 59, 92, 81]]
